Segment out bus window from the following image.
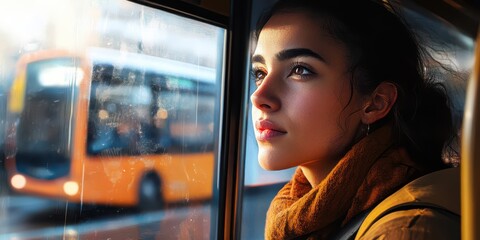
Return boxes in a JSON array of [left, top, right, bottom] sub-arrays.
[[239, 0, 476, 239], [1, 0, 225, 239], [86, 49, 216, 156]]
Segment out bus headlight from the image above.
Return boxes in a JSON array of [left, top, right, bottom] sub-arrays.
[[64, 228, 79, 240], [11, 174, 26, 189], [63, 181, 79, 196]]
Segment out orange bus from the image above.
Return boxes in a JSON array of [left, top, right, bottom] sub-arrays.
[[5, 47, 218, 210]]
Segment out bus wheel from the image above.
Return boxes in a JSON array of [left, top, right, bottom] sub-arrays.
[[138, 173, 163, 211]]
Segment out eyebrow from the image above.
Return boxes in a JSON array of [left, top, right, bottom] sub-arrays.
[[251, 48, 326, 65], [276, 48, 326, 63], [252, 54, 265, 65]]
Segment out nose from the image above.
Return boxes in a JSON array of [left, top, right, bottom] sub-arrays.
[[250, 75, 280, 112]]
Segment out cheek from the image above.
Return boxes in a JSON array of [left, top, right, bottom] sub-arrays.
[[290, 91, 354, 150], [290, 92, 343, 124]]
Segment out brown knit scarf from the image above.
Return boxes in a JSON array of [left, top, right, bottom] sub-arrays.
[[265, 124, 423, 239]]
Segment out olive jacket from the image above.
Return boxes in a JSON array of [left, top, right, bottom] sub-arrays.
[[356, 167, 460, 239]]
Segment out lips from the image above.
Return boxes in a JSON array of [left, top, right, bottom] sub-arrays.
[[255, 120, 286, 141]]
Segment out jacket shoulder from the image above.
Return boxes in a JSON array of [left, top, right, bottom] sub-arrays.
[[355, 167, 460, 240], [359, 207, 460, 239]]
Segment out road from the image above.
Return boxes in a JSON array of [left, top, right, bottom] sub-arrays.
[[0, 195, 211, 240], [0, 183, 283, 240]]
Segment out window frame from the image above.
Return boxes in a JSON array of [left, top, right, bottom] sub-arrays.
[[128, 1, 480, 239], [127, 1, 251, 239]]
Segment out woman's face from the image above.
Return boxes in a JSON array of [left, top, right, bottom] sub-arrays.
[[251, 12, 365, 170]]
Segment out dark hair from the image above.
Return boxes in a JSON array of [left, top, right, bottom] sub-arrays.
[[255, 0, 458, 170]]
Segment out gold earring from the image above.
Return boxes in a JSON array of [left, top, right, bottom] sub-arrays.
[[366, 124, 370, 136]]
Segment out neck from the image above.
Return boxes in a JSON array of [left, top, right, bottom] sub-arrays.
[[300, 159, 338, 187]]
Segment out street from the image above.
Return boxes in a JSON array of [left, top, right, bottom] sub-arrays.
[[0, 184, 283, 240], [0, 195, 210, 240]]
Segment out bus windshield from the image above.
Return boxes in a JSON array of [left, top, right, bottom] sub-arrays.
[[16, 57, 83, 180]]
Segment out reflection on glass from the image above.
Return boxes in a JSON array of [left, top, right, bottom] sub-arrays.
[[0, 0, 224, 239]]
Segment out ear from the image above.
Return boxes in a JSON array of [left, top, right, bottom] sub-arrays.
[[361, 82, 397, 124]]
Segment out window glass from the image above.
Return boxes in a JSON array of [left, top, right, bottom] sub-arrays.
[[240, 1, 475, 239], [0, 0, 225, 239]]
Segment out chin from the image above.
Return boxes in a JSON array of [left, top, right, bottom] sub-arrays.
[[258, 158, 272, 170], [258, 156, 276, 171], [258, 155, 289, 171]]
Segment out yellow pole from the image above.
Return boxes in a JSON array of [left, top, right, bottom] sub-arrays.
[[462, 28, 480, 240]]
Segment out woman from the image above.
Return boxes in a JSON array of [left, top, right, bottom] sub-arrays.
[[250, 0, 460, 239]]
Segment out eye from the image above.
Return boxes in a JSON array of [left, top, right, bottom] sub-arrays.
[[290, 65, 313, 78], [251, 67, 267, 86]]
